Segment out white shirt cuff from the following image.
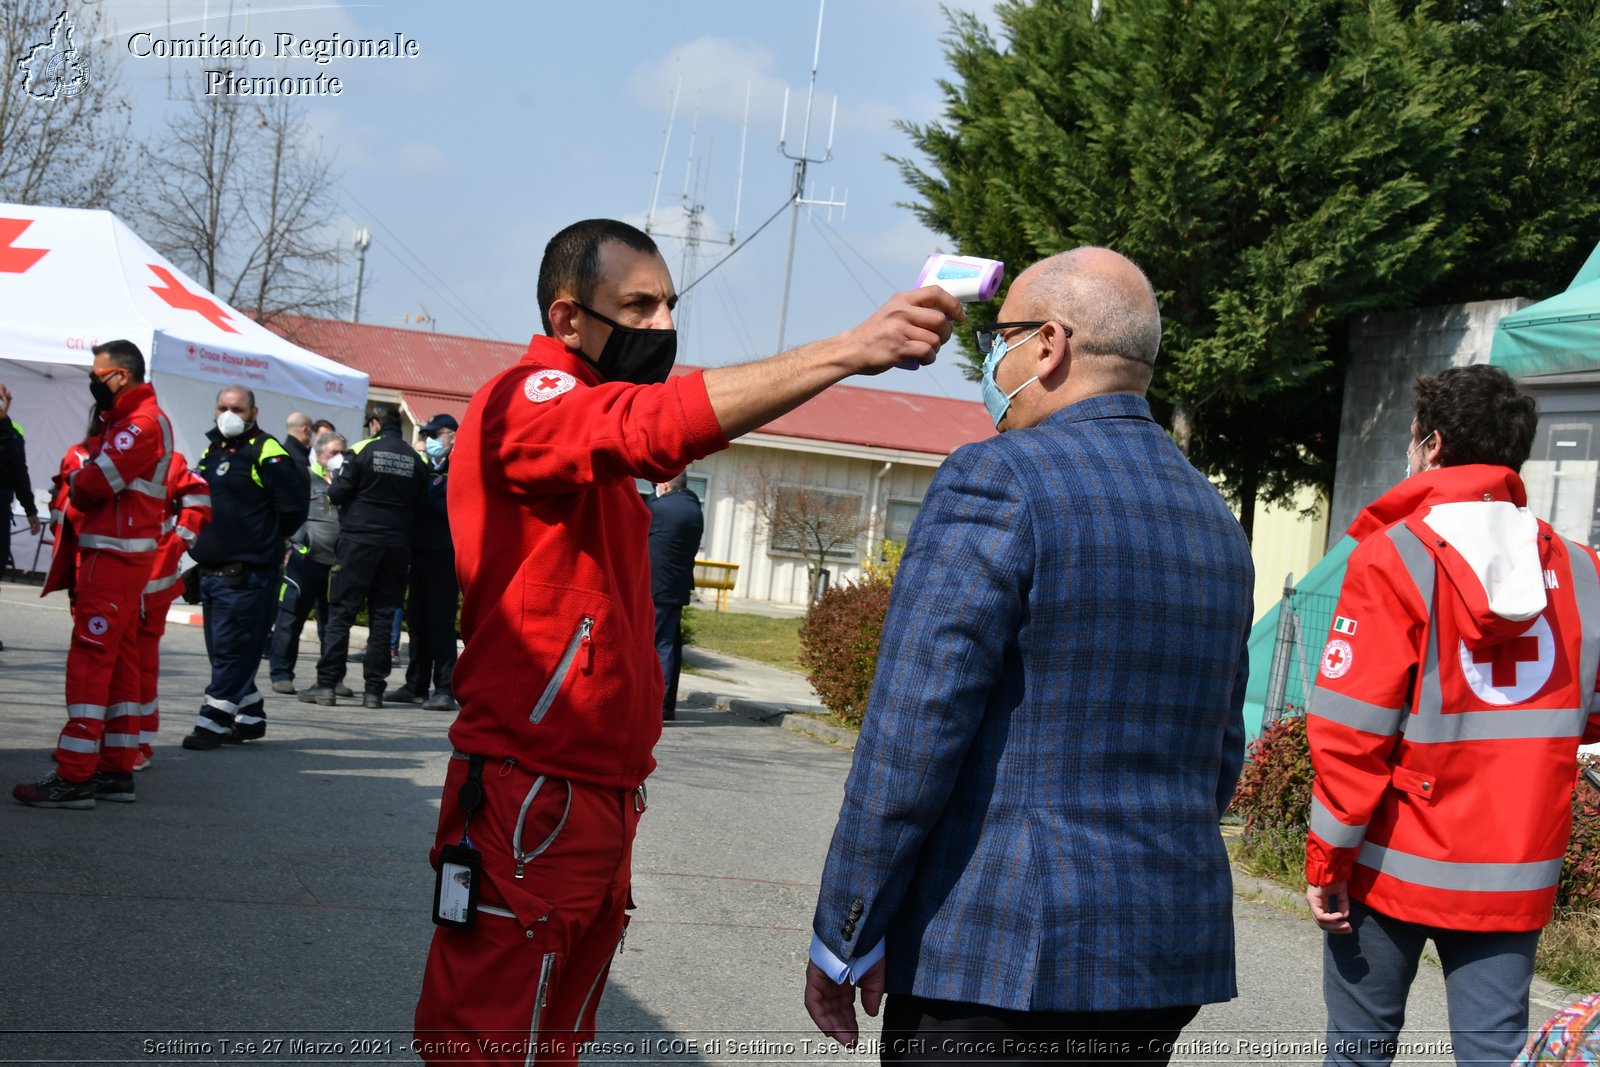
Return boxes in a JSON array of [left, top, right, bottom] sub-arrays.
[[809, 933, 885, 984]]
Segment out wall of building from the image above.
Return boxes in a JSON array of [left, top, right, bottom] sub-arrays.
[[688, 440, 943, 608], [1249, 485, 1330, 621], [1328, 298, 1530, 542]]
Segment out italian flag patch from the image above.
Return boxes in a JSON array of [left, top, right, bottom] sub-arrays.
[[1333, 616, 1357, 635]]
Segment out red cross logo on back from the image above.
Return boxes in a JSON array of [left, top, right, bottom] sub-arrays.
[[1470, 635, 1541, 688]]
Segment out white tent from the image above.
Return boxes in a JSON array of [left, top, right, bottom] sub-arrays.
[[0, 203, 368, 571]]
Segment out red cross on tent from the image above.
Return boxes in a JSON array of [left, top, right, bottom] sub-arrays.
[[1471, 634, 1541, 688], [0, 218, 48, 274], [147, 264, 238, 333]]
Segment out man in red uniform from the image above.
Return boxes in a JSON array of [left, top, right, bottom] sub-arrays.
[[14, 340, 173, 809], [133, 451, 211, 771], [1305, 365, 1600, 1066], [413, 218, 960, 1063]]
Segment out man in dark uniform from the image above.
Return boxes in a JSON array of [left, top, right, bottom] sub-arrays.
[[283, 411, 313, 478], [301, 403, 425, 709], [182, 386, 308, 750], [648, 471, 703, 721], [0, 382, 41, 595], [388, 413, 459, 712]]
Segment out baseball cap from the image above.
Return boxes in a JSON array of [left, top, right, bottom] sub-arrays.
[[420, 413, 459, 435]]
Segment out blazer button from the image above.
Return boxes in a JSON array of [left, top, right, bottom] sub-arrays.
[[842, 921, 856, 939], [848, 901, 863, 917]]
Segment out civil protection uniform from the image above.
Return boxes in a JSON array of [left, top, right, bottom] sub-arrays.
[[316, 425, 426, 698], [42, 384, 172, 779], [189, 426, 306, 740], [414, 336, 727, 1065], [135, 453, 211, 765], [402, 450, 457, 700], [269, 460, 339, 687], [1306, 465, 1600, 1066]]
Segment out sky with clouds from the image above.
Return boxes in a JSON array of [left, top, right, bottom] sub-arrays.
[[87, 0, 1005, 403]]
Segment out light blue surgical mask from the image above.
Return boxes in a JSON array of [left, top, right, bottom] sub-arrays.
[[424, 436, 446, 459], [980, 327, 1042, 429]]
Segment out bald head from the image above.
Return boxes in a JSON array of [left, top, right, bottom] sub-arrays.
[[1011, 247, 1161, 389], [286, 410, 312, 446]]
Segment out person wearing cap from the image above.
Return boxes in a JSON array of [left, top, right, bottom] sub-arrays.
[[388, 413, 459, 711], [300, 403, 427, 708]]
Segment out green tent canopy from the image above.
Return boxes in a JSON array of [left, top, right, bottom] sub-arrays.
[[1491, 240, 1600, 378]]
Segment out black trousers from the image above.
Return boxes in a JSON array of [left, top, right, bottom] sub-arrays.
[[267, 552, 330, 682], [653, 601, 683, 720], [881, 993, 1200, 1066], [317, 540, 410, 694], [403, 547, 458, 695]]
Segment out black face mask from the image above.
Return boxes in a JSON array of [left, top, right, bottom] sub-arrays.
[[88, 371, 117, 412], [572, 303, 677, 385]]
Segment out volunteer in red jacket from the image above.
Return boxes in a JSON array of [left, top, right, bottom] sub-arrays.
[[132, 450, 212, 772], [1305, 365, 1600, 1067], [14, 340, 173, 809], [413, 219, 961, 1064]]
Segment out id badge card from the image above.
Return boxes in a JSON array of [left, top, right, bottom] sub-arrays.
[[433, 842, 482, 930]]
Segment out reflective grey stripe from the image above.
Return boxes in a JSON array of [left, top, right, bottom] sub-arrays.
[[161, 516, 176, 534], [144, 572, 179, 595], [1387, 524, 1436, 612], [1403, 705, 1588, 743], [1309, 690, 1403, 736], [176, 526, 197, 545], [128, 478, 166, 499], [49, 509, 63, 523], [1568, 543, 1600, 715], [67, 703, 107, 721], [94, 451, 126, 492], [1310, 797, 1368, 849], [79, 534, 158, 553], [205, 695, 239, 714], [140, 700, 158, 715], [151, 412, 173, 488], [103, 734, 139, 749], [107, 702, 141, 718], [179, 494, 210, 509], [1357, 842, 1563, 893], [58, 736, 97, 754], [235, 712, 265, 727]]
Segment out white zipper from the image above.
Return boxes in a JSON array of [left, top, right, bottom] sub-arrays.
[[529, 615, 594, 724], [573, 929, 626, 1033], [512, 776, 572, 879], [524, 951, 557, 1067]]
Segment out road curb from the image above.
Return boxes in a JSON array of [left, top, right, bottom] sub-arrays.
[[680, 690, 854, 749]]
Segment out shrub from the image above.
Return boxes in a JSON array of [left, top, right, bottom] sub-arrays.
[[1229, 711, 1314, 883], [1558, 758, 1600, 911], [797, 574, 893, 727], [862, 539, 905, 583]]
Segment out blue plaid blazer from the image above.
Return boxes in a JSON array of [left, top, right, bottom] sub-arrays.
[[813, 393, 1253, 1012]]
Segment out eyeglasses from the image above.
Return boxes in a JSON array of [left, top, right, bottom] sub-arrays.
[[973, 321, 1071, 357]]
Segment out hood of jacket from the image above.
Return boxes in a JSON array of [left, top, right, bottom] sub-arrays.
[[1348, 465, 1549, 647]]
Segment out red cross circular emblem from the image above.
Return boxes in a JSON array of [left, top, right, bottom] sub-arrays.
[[1321, 639, 1353, 680], [87, 615, 109, 637], [524, 369, 576, 404]]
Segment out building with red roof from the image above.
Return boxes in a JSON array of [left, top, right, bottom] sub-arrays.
[[268, 314, 993, 606]]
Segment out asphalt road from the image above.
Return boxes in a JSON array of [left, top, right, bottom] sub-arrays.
[[0, 580, 1570, 1066]]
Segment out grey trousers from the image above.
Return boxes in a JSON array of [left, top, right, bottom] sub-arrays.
[[1324, 899, 1541, 1067]]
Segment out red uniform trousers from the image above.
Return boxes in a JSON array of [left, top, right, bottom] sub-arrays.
[[58, 550, 153, 779], [415, 754, 641, 1066], [136, 582, 186, 761]]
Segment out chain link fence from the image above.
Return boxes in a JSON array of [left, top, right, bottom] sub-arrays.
[[1262, 582, 1340, 725]]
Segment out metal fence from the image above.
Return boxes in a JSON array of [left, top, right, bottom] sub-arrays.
[[1262, 577, 1340, 725]]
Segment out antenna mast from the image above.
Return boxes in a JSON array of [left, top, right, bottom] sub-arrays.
[[774, 0, 846, 353]]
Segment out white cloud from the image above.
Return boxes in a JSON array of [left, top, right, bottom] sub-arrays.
[[625, 36, 788, 133]]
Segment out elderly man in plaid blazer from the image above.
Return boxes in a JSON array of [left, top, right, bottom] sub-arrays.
[[806, 248, 1254, 1063]]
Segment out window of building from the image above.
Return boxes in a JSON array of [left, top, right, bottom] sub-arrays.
[[769, 486, 863, 560], [885, 499, 921, 545]]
